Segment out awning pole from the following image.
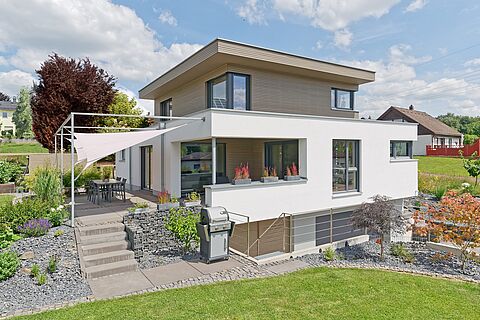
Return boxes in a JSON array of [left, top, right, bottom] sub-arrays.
[[70, 114, 75, 227], [54, 133, 58, 168], [61, 127, 64, 189]]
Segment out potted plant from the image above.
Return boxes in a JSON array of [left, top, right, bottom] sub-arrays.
[[232, 163, 251, 185], [127, 202, 150, 214], [183, 191, 201, 207], [284, 162, 300, 181], [101, 166, 113, 182], [261, 166, 279, 183], [157, 191, 180, 211]]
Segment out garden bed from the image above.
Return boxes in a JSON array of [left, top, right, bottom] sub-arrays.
[[298, 240, 480, 282], [0, 226, 91, 316]]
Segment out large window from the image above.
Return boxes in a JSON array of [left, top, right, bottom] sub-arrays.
[[265, 140, 299, 178], [181, 143, 226, 195], [207, 73, 250, 110], [160, 99, 172, 121], [332, 140, 359, 193], [390, 141, 412, 159], [331, 88, 355, 110]]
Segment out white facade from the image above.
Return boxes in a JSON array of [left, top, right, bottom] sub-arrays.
[[116, 108, 418, 224]]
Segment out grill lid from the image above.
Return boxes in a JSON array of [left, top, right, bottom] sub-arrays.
[[201, 207, 228, 224]]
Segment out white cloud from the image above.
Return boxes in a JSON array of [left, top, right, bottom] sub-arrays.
[[237, 0, 267, 25], [314, 40, 323, 50], [333, 29, 352, 49], [0, 70, 35, 96], [465, 58, 480, 67], [405, 0, 428, 13], [339, 45, 480, 117], [0, 0, 202, 84], [272, 0, 399, 31], [158, 10, 178, 26]]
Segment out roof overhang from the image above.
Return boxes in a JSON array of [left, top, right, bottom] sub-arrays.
[[139, 39, 375, 100]]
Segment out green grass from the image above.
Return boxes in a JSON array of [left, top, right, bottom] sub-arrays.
[[15, 268, 480, 320], [415, 156, 468, 177], [0, 142, 48, 154], [0, 194, 14, 206]]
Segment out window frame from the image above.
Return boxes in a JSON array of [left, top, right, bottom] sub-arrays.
[[2, 112, 7, 118], [332, 139, 360, 193], [331, 88, 355, 110], [207, 72, 251, 110], [160, 98, 172, 121], [264, 140, 299, 178], [119, 149, 126, 162], [390, 140, 413, 159]]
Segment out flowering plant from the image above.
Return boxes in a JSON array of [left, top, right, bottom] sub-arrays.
[[263, 167, 277, 177], [290, 162, 298, 176], [17, 219, 52, 237], [234, 163, 250, 180], [158, 191, 171, 204], [48, 205, 67, 227]]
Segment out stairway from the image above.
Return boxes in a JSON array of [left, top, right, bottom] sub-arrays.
[[76, 214, 138, 279]]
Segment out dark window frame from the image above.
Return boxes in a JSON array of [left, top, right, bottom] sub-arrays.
[[331, 88, 355, 110], [207, 72, 251, 110], [160, 98, 172, 121], [390, 140, 413, 159], [264, 140, 299, 178], [332, 139, 360, 193]]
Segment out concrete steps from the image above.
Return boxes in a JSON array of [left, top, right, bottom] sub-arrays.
[[76, 217, 138, 279]]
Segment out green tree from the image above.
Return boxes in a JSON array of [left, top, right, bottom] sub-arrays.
[[460, 151, 480, 186], [96, 92, 150, 131], [463, 134, 478, 145], [13, 88, 33, 138]]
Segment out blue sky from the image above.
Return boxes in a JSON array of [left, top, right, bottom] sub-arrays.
[[1, 0, 480, 117]]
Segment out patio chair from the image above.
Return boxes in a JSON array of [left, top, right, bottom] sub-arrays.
[[120, 178, 127, 202]]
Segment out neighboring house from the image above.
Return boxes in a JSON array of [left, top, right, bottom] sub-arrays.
[[116, 39, 417, 258], [378, 105, 463, 156], [0, 100, 17, 136]]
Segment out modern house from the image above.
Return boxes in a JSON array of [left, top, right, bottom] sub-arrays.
[[0, 100, 17, 136], [115, 39, 418, 259], [378, 105, 462, 156]]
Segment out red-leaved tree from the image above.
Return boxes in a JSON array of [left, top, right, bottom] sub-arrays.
[[415, 191, 480, 271], [32, 53, 116, 151]]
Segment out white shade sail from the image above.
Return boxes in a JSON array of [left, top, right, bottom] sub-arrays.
[[73, 126, 184, 169]]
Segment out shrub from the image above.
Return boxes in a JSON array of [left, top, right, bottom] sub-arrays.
[[323, 247, 336, 261], [63, 166, 101, 188], [165, 207, 200, 253], [31, 264, 40, 278], [0, 251, 20, 281], [390, 243, 415, 263], [37, 273, 47, 285], [17, 218, 52, 237], [430, 252, 454, 263], [47, 205, 68, 227], [434, 186, 447, 200], [0, 198, 51, 231], [26, 166, 63, 205], [0, 226, 22, 249], [54, 229, 64, 237], [48, 256, 57, 273], [0, 160, 23, 184]]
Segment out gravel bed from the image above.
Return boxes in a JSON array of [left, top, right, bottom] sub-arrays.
[[138, 249, 201, 269], [0, 226, 92, 316], [298, 241, 480, 282]]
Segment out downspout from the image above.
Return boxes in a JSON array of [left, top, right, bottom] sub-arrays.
[[128, 146, 132, 191]]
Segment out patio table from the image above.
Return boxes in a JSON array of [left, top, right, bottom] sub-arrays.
[[91, 179, 122, 204]]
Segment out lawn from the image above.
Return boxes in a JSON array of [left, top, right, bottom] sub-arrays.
[[0, 142, 48, 154], [15, 268, 480, 320], [415, 156, 467, 177]]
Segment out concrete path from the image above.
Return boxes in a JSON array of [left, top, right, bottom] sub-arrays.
[[88, 258, 245, 299], [265, 260, 310, 274]]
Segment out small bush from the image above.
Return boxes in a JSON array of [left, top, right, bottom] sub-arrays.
[[54, 229, 64, 237], [26, 166, 62, 206], [48, 256, 57, 273], [47, 205, 67, 227], [0, 226, 22, 249], [323, 247, 336, 261], [165, 207, 200, 253], [0, 251, 20, 281], [17, 218, 52, 237], [390, 243, 415, 263], [37, 273, 47, 286], [0, 198, 52, 231], [63, 166, 101, 188], [430, 252, 454, 263], [0, 160, 23, 184], [31, 264, 40, 278], [434, 186, 447, 200]]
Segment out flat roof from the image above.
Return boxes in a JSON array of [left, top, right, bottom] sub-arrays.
[[140, 38, 375, 100]]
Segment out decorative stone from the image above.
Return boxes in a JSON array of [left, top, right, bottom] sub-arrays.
[[20, 251, 35, 260], [20, 267, 31, 275]]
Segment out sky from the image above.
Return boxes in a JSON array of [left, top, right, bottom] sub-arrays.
[[1, 0, 480, 118]]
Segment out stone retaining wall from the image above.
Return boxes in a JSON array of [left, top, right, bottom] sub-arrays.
[[123, 207, 201, 262]]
